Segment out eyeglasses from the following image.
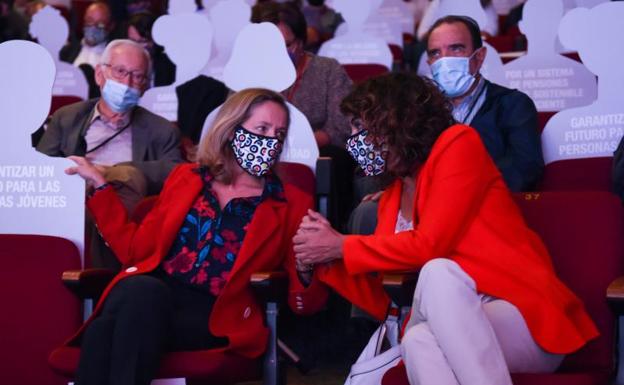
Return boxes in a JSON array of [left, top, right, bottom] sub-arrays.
[[102, 63, 148, 85]]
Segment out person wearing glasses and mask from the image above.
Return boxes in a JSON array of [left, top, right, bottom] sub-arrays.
[[60, 2, 114, 68], [293, 73, 597, 385], [37, 39, 183, 268], [426, 15, 543, 192], [60, 88, 327, 385]]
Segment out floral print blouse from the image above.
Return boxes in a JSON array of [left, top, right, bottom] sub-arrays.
[[161, 167, 285, 296]]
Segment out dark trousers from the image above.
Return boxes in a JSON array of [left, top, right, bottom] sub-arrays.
[[76, 272, 227, 385]]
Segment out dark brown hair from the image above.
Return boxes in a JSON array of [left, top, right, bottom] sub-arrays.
[[251, 2, 308, 44], [340, 72, 454, 178], [426, 15, 483, 52]]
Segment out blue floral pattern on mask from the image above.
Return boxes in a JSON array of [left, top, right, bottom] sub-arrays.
[[346, 129, 387, 176], [230, 126, 283, 177]]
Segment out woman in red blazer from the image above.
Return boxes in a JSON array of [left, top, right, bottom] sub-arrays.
[[64, 88, 327, 385], [294, 73, 598, 385]]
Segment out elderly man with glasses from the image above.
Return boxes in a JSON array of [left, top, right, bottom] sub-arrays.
[[37, 39, 183, 269]]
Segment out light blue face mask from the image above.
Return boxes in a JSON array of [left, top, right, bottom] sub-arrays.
[[430, 51, 478, 98], [101, 78, 141, 113]]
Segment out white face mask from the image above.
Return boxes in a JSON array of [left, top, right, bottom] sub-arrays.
[[430, 51, 479, 98]]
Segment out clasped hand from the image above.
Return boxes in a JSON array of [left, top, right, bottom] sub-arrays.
[[293, 209, 344, 267]]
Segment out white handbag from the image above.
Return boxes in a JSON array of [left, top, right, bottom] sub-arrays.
[[344, 314, 402, 385]]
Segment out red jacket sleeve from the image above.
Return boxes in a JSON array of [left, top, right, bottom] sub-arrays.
[[343, 128, 497, 273]]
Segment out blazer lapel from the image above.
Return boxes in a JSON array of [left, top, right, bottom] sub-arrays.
[[156, 170, 203, 260], [376, 179, 401, 235], [68, 101, 97, 156], [131, 108, 149, 161], [228, 198, 285, 279]]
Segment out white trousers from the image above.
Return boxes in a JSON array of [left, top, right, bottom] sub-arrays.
[[401, 259, 563, 385]]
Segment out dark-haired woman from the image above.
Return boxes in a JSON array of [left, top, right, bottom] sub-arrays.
[[294, 73, 598, 385]]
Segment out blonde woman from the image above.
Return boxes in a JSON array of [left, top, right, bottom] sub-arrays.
[[63, 88, 326, 385]]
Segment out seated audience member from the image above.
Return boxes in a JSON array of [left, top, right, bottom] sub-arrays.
[[253, 2, 352, 148], [253, 2, 356, 227], [294, 73, 598, 385], [37, 39, 183, 267], [61, 2, 113, 68], [62, 88, 327, 385], [126, 11, 176, 87], [0, 0, 29, 42], [38, 39, 182, 200], [426, 15, 543, 191], [301, 0, 343, 51]]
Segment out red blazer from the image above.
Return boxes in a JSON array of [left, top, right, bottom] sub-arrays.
[[67, 163, 328, 358], [322, 125, 598, 354]]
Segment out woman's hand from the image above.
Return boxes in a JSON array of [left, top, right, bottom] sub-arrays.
[[65, 156, 107, 188], [293, 209, 345, 266]]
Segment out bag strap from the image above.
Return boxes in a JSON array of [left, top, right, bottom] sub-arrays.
[[86, 121, 131, 154]]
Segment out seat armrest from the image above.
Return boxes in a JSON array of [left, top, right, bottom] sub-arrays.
[[62, 268, 117, 300], [607, 276, 624, 314], [250, 271, 288, 304], [382, 271, 420, 308]]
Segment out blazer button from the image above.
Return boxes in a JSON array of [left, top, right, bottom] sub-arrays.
[[125, 266, 138, 273], [243, 306, 251, 319]]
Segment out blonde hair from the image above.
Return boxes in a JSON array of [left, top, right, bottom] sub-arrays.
[[197, 88, 290, 183]]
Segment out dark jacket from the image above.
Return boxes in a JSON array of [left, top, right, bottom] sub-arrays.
[[175, 75, 228, 144], [470, 80, 544, 191], [36, 99, 183, 193]]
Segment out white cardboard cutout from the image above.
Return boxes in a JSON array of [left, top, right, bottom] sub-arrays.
[[0, 40, 85, 260], [415, 0, 506, 85], [200, 0, 251, 82], [502, 0, 597, 112], [318, 0, 393, 69], [492, 0, 525, 15], [378, 0, 416, 34], [29, 6, 89, 100], [201, 23, 319, 172], [541, 2, 624, 164], [139, 0, 213, 121]]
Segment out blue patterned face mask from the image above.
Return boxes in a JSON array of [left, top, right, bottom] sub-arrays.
[[346, 129, 387, 176], [230, 126, 283, 177], [430, 51, 478, 98], [101, 78, 141, 113]]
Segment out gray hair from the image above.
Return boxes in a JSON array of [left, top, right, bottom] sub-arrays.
[[100, 39, 153, 77]]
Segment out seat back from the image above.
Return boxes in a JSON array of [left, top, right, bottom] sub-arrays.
[[0, 234, 82, 385], [50, 95, 82, 116], [513, 191, 624, 373], [342, 64, 389, 84], [541, 157, 613, 191], [537, 111, 556, 133]]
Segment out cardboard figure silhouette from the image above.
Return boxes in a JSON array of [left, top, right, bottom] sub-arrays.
[[29, 6, 89, 100], [415, 0, 506, 85], [334, 0, 407, 47], [201, 23, 319, 172], [200, 0, 251, 82], [502, 0, 597, 112], [541, 2, 624, 164], [318, 0, 393, 69], [139, 0, 213, 121], [0, 40, 85, 259]]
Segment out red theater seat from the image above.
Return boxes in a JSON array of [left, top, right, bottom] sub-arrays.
[[50, 95, 83, 116], [537, 111, 556, 133], [342, 64, 389, 84], [541, 157, 612, 191], [382, 191, 624, 385], [0, 234, 82, 385]]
